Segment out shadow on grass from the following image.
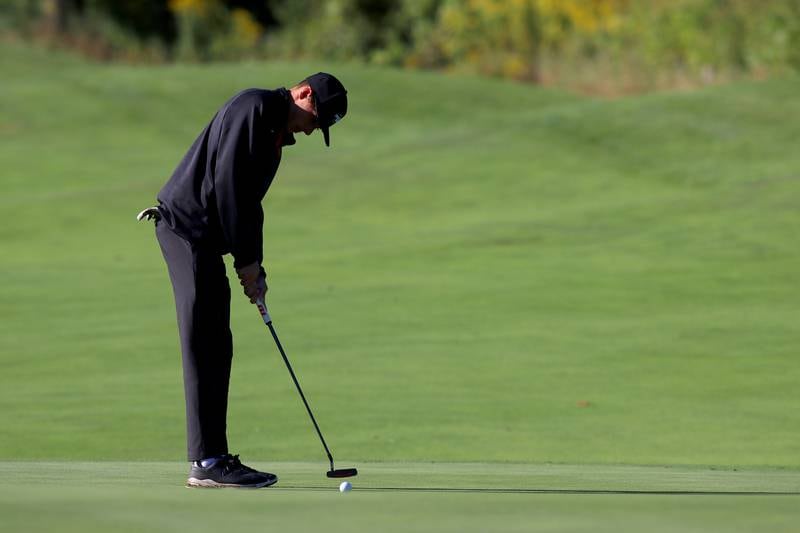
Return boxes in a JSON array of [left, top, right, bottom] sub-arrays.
[[276, 486, 800, 495]]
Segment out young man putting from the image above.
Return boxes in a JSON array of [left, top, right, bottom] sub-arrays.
[[138, 73, 348, 488]]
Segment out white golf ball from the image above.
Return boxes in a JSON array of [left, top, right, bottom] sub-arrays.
[[339, 481, 352, 492]]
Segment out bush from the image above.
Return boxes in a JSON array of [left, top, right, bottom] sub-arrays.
[[4, 0, 800, 92], [0, 0, 42, 36]]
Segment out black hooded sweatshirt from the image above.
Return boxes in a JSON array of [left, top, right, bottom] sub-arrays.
[[157, 88, 295, 269]]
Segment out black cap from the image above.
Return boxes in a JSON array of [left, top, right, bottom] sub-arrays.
[[303, 72, 347, 147]]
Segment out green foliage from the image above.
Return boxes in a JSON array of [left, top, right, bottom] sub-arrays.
[[268, 0, 362, 61], [70, 9, 170, 62], [3, 1, 800, 93], [264, 0, 800, 88], [421, 0, 542, 80], [84, 0, 176, 43], [170, 0, 229, 61], [166, 0, 266, 61], [626, 0, 751, 71], [0, 0, 41, 34], [268, 0, 421, 65]]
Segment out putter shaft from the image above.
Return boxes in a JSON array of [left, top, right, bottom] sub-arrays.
[[265, 320, 336, 472]]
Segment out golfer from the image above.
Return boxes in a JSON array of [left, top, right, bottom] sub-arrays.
[[138, 73, 348, 488]]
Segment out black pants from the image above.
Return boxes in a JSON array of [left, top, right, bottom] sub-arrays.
[[156, 222, 232, 461]]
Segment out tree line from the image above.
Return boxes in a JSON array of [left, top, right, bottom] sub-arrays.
[[3, 0, 799, 93]]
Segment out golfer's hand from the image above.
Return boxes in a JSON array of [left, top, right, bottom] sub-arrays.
[[236, 262, 268, 304]]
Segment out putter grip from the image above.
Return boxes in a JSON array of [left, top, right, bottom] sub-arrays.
[[256, 298, 272, 324]]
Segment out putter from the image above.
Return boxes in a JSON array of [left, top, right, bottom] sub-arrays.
[[256, 298, 358, 479]]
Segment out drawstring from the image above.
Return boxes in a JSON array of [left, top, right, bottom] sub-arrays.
[[136, 206, 161, 222]]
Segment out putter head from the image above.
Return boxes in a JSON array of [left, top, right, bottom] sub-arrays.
[[327, 468, 358, 478]]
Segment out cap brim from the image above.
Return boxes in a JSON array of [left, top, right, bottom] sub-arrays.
[[322, 126, 330, 147]]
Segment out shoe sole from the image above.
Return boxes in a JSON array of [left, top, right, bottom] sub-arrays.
[[186, 476, 278, 489]]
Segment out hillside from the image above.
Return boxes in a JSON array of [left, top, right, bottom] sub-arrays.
[[1, 43, 798, 467]]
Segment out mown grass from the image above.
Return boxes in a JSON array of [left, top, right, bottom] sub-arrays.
[[0, 42, 798, 472], [0, 462, 798, 533]]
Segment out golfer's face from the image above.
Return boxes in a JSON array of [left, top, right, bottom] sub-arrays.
[[301, 109, 318, 136], [296, 89, 319, 136]]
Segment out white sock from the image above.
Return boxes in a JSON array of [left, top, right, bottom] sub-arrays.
[[199, 456, 223, 468]]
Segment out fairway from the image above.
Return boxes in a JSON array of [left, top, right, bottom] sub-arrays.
[[1, 39, 799, 531], [1, 462, 798, 532]]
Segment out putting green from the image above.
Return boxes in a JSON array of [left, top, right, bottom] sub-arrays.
[[1, 462, 798, 533], [2, 41, 800, 532], [3, 461, 798, 492]]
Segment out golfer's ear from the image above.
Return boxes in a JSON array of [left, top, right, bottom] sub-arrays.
[[300, 85, 313, 101]]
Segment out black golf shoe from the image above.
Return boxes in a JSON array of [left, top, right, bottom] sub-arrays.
[[186, 454, 278, 488]]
